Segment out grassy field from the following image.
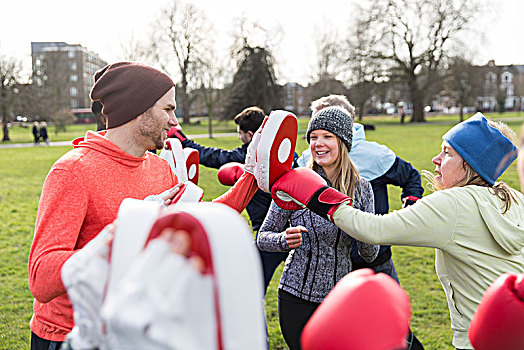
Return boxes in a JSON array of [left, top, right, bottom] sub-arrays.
[[0, 116, 522, 349]]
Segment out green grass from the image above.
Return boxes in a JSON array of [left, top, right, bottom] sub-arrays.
[[0, 119, 522, 349]]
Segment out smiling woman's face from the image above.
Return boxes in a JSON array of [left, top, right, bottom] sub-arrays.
[[432, 141, 467, 189], [310, 129, 340, 170]]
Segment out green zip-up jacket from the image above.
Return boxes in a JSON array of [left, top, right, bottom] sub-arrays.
[[332, 185, 524, 349]]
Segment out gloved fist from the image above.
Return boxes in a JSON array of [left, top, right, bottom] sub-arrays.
[[468, 273, 524, 350], [217, 162, 244, 186], [167, 125, 187, 142], [301, 269, 411, 350], [402, 196, 420, 208], [271, 167, 352, 221]]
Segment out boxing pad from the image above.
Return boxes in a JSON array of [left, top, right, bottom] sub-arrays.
[[272, 167, 352, 220], [61, 225, 112, 350], [217, 162, 245, 186], [169, 181, 204, 204], [159, 138, 188, 182], [468, 273, 524, 350], [105, 199, 163, 300], [102, 203, 266, 350], [184, 148, 199, 185], [254, 110, 298, 193], [301, 269, 411, 350]]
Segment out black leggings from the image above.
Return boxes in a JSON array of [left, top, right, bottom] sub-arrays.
[[278, 289, 320, 350], [31, 332, 62, 350]]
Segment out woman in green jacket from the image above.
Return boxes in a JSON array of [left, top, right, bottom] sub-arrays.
[[271, 113, 524, 350]]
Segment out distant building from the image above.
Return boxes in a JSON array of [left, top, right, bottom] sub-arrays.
[[31, 42, 107, 113], [477, 60, 524, 112], [283, 82, 308, 116]]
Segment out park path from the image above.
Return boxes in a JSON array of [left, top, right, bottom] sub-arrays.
[[2, 116, 524, 149], [0, 132, 238, 149]]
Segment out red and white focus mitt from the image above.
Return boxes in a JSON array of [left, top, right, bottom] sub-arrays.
[[184, 148, 199, 185], [61, 225, 112, 350], [159, 139, 199, 185], [253, 110, 298, 193], [102, 203, 266, 350], [468, 273, 524, 350], [271, 167, 352, 220], [217, 162, 244, 186], [301, 269, 411, 350]]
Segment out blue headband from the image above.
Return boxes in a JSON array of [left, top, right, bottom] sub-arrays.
[[442, 113, 517, 185]]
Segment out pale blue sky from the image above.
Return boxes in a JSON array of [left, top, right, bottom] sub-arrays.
[[2, 0, 523, 84]]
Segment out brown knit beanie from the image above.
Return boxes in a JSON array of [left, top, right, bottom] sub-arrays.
[[90, 62, 175, 128]]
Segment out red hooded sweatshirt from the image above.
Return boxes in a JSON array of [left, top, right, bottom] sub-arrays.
[[28, 131, 178, 341], [28, 131, 257, 342]]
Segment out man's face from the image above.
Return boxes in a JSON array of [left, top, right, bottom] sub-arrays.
[[137, 87, 178, 150], [237, 125, 253, 145]]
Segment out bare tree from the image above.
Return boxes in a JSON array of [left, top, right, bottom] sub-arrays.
[[446, 56, 482, 121], [0, 53, 23, 141], [118, 32, 156, 64], [152, 0, 213, 124], [198, 58, 230, 137], [350, 0, 482, 122]]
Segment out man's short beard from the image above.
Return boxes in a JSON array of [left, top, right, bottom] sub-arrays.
[[138, 109, 164, 150]]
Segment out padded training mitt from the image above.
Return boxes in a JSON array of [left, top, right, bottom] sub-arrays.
[[469, 273, 524, 350], [301, 269, 411, 350], [254, 110, 298, 193]]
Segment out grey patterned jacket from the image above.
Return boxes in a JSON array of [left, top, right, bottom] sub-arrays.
[[257, 168, 378, 303]]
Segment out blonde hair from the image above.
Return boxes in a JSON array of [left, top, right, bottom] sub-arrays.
[[309, 137, 360, 198], [423, 119, 518, 213]]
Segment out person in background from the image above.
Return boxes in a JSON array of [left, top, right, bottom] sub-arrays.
[[91, 100, 107, 132], [39, 122, 49, 146], [32, 121, 40, 145]]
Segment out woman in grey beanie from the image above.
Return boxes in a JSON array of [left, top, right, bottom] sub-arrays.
[[257, 106, 378, 350]]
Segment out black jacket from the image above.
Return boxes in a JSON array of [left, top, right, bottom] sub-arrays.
[[182, 139, 298, 231], [351, 156, 424, 268]]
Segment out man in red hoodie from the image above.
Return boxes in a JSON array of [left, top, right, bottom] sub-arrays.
[[28, 62, 257, 349]]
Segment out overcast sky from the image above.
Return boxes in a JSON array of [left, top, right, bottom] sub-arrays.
[[1, 0, 523, 85]]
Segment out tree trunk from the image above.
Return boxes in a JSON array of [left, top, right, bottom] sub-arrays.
[[180, 80, 191, 125], [408, 75, 426, 122], [357, 103, 364, 122], [459, 103, 464, 122], [2, 120, 10, 141], [208, 113, 213, 138]]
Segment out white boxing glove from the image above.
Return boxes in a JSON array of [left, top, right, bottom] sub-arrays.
[[61, 225, 112, 350]]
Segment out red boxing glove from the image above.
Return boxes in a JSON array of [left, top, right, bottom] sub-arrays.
[[469, 273, 524, 350], [167, 125, 187, 142], [217, 162, 245, 186], [301, 269, 411, 350], [271, 167, 352, 221], [402, 196, 420, 208]]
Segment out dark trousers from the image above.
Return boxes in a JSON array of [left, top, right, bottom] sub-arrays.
[[278, 289, 320, 350], [31, 332, 62, 350]]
